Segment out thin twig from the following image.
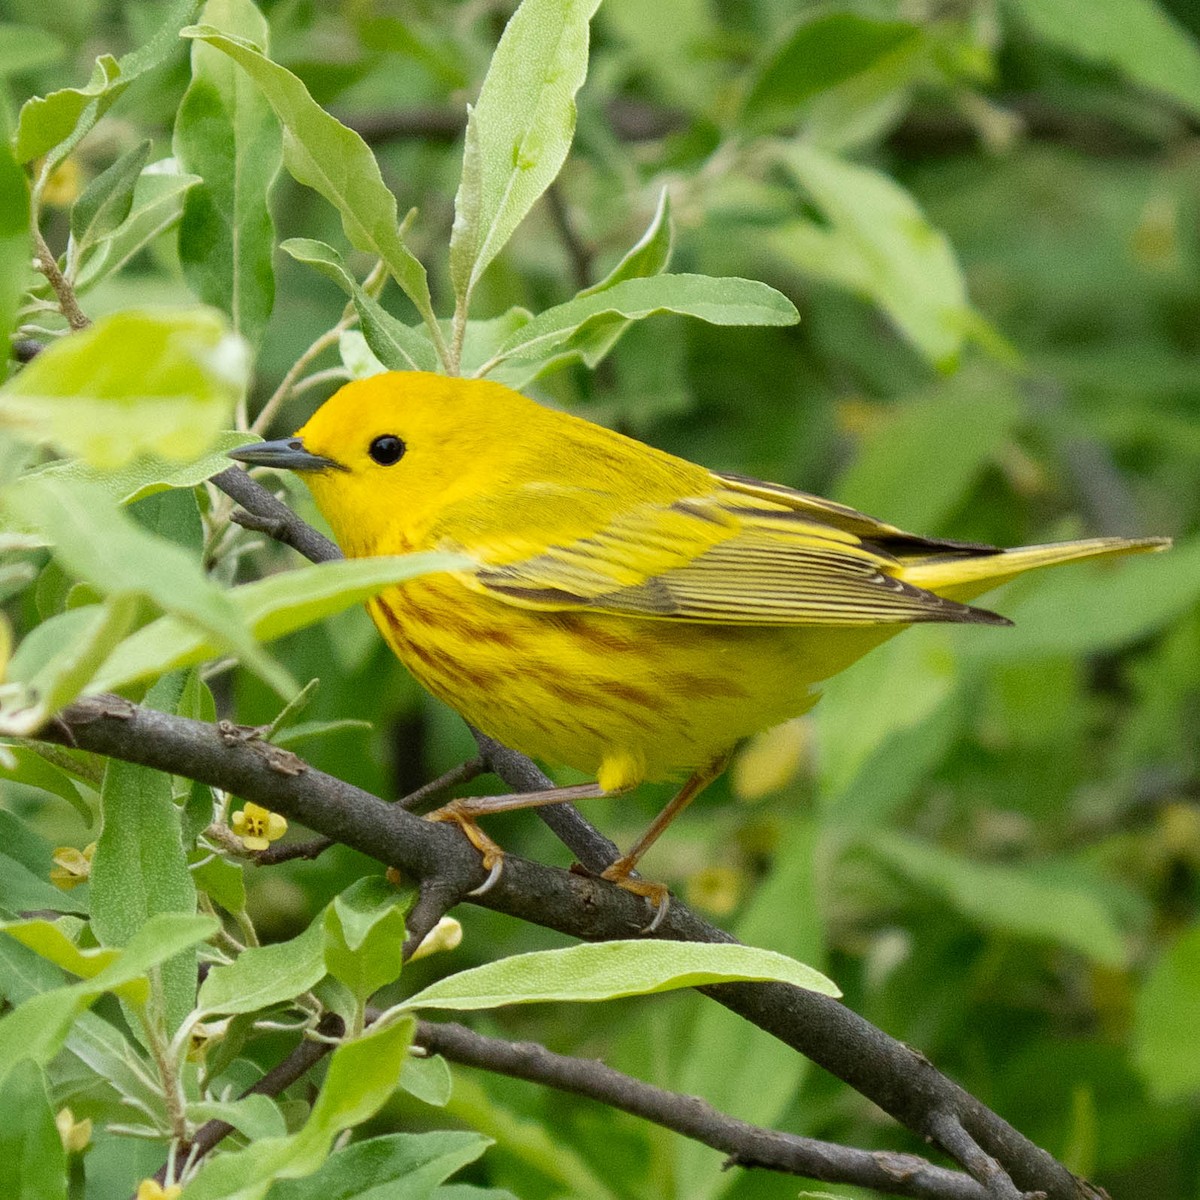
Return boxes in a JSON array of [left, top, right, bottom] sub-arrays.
[[140, 1014, 346, 1196], [545, 181, 595, 293], [253, 836, 334, 865], [398, 755, 487, 811], [32, 226, 90, 331], [416, 1020, 992, 1200], [250, 313, 356, 435]]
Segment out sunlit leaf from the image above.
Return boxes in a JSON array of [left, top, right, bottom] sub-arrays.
[[402, 940, 838, 1010], [449, 0, 602, 307], [175, 0, 282, 347], [0, 309, 248, 468]]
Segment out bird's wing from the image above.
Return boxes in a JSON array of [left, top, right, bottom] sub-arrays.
[[460, 478, 1008, 627]]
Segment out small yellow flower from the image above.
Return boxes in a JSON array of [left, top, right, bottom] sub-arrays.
[[55, 1107, 92, 1154], [136, 1181, 182, 1200], [50, 843, 96, 891], [409, 917, 463, 962], [230, 802, 287, 852]]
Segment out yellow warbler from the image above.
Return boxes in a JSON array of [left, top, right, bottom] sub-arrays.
[[230, 372, 1167, 914]]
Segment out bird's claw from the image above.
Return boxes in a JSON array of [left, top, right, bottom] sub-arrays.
[[466, 854, 505, 897]]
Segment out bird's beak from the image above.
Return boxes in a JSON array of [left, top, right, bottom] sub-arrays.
[[227, 437, 344, 472]]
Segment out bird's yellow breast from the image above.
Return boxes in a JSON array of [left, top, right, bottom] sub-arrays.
[[367, 573, 896, 790]]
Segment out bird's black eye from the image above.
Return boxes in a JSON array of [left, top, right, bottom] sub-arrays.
[[368, 435, 406, 466]]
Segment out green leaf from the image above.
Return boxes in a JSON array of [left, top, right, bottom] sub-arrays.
[[31, 432, 256, 505], [580, 188, 673, 296], [269, 1131, 492, 1200], [1133, 922, 1200, 1101], [0, 913, 215, 1080], [189, 1094, 287, 1142], [1004, 0, 1200, 120], [740, 13, 920, 131], [0, 597, 139, 736], [74, 164, 202, 295], [92, 550, 468, 693], [67, 140, 152, 272], [282, 238, 438, 372], [399, 1052, 453, 1107], [770, 144, 969, 370], [0, 920, 120, 982], [866, 833, 1127, 966], [0, 753, 89, 827], [0, 843, 89, 918], [91, 745, 199, 1033], [323, 877, 414, 1004], [834, 372, 1023, 531], [0, 138, 30, 355], [0, 308, 248, 469], [402, 940, 838, 1011], [449, 0, 602, 307], [480, 274, 799, 373], [181, 26, 441, 353], [183, 1017, 415, 1200], [6, 477, 293, 697], [191, 855, 246, 916], [197, 915, 326, 1016], [15, 0, 199, 165], [0, 1060, 67, 1200], [175, 0, 282, 348]]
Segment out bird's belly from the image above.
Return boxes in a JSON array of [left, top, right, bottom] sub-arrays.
[[367, 576, 897, 787]]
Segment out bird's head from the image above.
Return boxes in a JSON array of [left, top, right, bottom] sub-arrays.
[[228, 371, 538, 554]]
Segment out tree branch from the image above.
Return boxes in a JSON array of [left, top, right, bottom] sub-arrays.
[[416, 1019, 992, 1200], [38, 696, 1098, 1200]]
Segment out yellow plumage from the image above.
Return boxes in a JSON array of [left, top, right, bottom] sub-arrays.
[[230, 371, 1167, 900]]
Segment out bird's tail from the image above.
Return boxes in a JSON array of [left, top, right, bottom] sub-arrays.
[[900, 537, 1171, 604]]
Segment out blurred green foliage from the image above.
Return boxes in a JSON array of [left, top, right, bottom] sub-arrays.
[[1, 0, 1198, 1197]]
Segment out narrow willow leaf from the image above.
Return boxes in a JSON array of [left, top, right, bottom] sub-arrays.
[[0, 138, 30, 353], [0, 920, 120, 981], [198, 917, 326, 1016], [479, 274, 799, 372], [182, 1017, 414, 1200], [189, 1095, 287, 1142], [401, 940, 838, 1011], [30, 432, 257, 505], [181, 26, 441, 352], [75, 165, 201, 294], [1133, 923, 1200, 1102], [282, 238, 438, 372], [739, 13, 920, 130], [91, 745, 199, 1032], [0, 308, 248, 468], [1006, 0, 1200, 120], [770, 144, 969, 370], [867, 833, 1127, 966], [15, 0, 198, 165], [0, 914, 216, 1081], [579, 188, 673, 297], [0, 1060, 67, 1200], [449, 0, 602, 306], [92, 551, 469, 693], [6, 477, 293, 697], [269, 1131, 491, 1200], [175, 0, 282, 347], [66, 140, 151, 273]]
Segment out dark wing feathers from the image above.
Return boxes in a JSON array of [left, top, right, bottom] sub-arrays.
[[470, 472, 1010, 627]]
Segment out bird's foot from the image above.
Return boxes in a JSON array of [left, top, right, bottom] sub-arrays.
[[599, 856, 671, 934], [425, 800, 506, 896]]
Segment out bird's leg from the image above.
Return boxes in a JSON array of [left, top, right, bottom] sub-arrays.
[[425, 781, 608, 896], [599, 757, 727, 932]]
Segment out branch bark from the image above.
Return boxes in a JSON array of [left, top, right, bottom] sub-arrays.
[[416, 1019, 993, 1200], [39, 695, 1097, 1200]]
